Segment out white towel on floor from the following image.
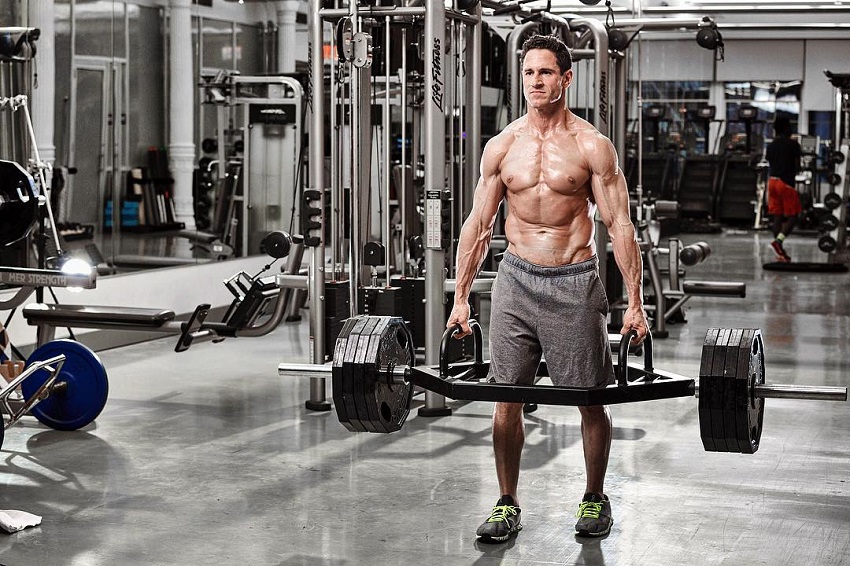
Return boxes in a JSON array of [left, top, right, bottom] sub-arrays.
[[0, 510, 42, 533]]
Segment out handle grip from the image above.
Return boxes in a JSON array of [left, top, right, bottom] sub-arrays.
[[440, 320, 483, 377], [617, 329, 654, 387]]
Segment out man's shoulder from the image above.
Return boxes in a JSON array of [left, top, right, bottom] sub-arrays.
[[485, 122, 521, 151]]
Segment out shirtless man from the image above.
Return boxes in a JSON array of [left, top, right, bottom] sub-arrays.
[[446, 34, 649, 541]]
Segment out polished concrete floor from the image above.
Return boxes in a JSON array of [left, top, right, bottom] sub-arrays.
[[1, 228, 849, 566]]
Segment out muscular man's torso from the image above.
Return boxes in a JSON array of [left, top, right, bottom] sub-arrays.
[[496, 112, 598, 267]]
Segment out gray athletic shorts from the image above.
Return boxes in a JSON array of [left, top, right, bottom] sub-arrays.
[[488, 251, 614, 388]]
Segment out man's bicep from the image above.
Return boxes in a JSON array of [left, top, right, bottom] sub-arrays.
[[470, 139, 508, 221], [587, 136, 629, 223]]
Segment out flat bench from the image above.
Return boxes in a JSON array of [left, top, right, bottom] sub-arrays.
[[23, 303, 177, 331]]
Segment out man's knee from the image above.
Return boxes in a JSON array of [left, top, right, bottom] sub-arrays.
[[578, 404, 610, 423], [494, 401, 526, 420]]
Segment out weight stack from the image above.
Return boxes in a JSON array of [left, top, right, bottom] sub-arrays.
[[359, 286, 406, 318], [391, 277, 479, 362], [323, 281, 350, 360]]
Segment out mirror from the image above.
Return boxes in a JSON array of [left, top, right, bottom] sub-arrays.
[[1, 0, 309, 275]]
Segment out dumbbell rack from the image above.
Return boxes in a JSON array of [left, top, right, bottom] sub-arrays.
[[823, 71, 850, 263]]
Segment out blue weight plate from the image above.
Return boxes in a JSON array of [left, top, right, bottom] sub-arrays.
[[21, 340, 109, 431]]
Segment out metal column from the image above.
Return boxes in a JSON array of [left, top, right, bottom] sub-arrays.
[[305, 0, 330, 411], [572, 18, 611, 291], [465, 6, 483, 214], [420, 0, 451, 417], [506, 22, 539, 123]]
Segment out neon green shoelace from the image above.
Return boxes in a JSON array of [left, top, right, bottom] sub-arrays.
[[576, 501, 603, 519], [487, 505, 518, 523]]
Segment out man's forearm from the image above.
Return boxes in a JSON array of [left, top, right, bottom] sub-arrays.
[[610, 229, 644, 308], [453, 223, 492, 305]]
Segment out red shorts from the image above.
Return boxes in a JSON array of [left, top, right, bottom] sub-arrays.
[[767, 177, 802, 216]]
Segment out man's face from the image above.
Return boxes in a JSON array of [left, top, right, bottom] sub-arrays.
[[522, 48, 572, 109]]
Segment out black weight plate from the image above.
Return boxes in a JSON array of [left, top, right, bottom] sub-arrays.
[[21, 340, 109, 431], [721, 328, 744, 452], [372, 319, 414, 433], [340, 317, 369, 432], [830, 150, 845, 164], [736, 329, 765, 454], [827, 173, 842, 187], [364, 316, 395, 433], [352, 316, 382, 433], [821, 214, 840, 232], [332, 317, 360, 431], [818, 235, 838, 254], [709, 328, 731, 452], [331, 315, 415, 434], [698, 328, 720, 451], [824, 192, 843, 210], [201, 137, 218, 154]]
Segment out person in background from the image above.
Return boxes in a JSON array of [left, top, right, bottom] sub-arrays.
[[765, 115, 803, 262]]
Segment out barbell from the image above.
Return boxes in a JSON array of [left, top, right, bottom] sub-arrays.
[[279, 315, 847, 453]]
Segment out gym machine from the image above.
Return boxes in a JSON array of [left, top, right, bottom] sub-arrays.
[[2, 225, 302, 451], [197, 73, 305, 258], [632, 104, 677, 201], [297, 0, 491, 414], [0, 137, 106, 449], [0, 27, 39, 165], [0, 89, 305, 446], [636, 222, 745, 338]]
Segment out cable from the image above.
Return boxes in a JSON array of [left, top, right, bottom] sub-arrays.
[[252, 257, 281, 280]]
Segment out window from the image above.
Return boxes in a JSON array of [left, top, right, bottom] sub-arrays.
[[633, 80, 712, 154], [723, 81, 802, 154]]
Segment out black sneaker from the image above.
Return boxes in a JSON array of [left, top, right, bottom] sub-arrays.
[[476, 495, 522, 543], [574, 492, 613, 537]]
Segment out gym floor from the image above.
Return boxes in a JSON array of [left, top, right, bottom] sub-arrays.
[[1, 228, 848, 566]]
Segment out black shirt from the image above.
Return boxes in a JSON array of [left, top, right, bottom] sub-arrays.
[[766, 136, 802, 188]]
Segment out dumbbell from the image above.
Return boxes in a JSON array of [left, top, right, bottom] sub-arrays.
[[679, 241, 711, 267]]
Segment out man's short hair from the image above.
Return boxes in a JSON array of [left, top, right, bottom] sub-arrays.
[[520, 34, 573, 74]]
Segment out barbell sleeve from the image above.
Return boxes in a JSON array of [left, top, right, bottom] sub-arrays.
[[278, 362, 409, 385], [278, 363, 333, 376], [753, 383, 847, 401], [694, 382, 847, 401]]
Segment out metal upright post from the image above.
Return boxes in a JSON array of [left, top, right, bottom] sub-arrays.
[[467, 6, 482, 205], [383, 16, 392, 285], [306, 0, 330, 411], [613, 55, 628, 175], [400, 28, 409, 273], [506, 22, 539, 123], [420, 0, 451, 417], [330, 30, 340, 280], [571, 18, 611, 294], [349, 0, 363, 315]]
